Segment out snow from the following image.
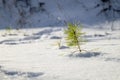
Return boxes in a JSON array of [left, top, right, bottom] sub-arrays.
[[0, 0, 120, 29], [0, 0, 120, 80], [0, 27, 120, 80]]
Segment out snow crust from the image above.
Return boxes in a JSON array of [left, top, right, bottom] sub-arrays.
[[0, 27, 120, 80]]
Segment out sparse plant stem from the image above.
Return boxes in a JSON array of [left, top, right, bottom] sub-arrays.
[[73, 29, 81, 52], [57, 39, 61, 49], [78, 43, 81, 52]]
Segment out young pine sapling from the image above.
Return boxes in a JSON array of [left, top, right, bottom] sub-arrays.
[[64, 23, 85, 53]]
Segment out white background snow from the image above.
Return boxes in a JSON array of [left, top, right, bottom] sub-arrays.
[[0, 0, 120, 80]]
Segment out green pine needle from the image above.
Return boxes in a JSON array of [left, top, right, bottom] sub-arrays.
[[64, 23, 85, 52]]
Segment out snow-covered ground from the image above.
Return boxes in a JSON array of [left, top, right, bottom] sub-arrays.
[[0, 0, 120, 80], [0, 27, 120, 80], [0, 0, 120, 29]]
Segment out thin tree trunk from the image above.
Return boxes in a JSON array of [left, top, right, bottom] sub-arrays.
[[77, 43, 81, 52], [73, 30, 81, 53]]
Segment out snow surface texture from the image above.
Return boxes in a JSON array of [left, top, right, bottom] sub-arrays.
[[0, 0, 120, 29], [0, 27, 120, 80], [0, 0, 120, 80]]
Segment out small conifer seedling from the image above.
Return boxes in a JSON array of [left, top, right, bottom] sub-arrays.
[[64, 23, 85, 53], [6, 26, 12, 35]]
